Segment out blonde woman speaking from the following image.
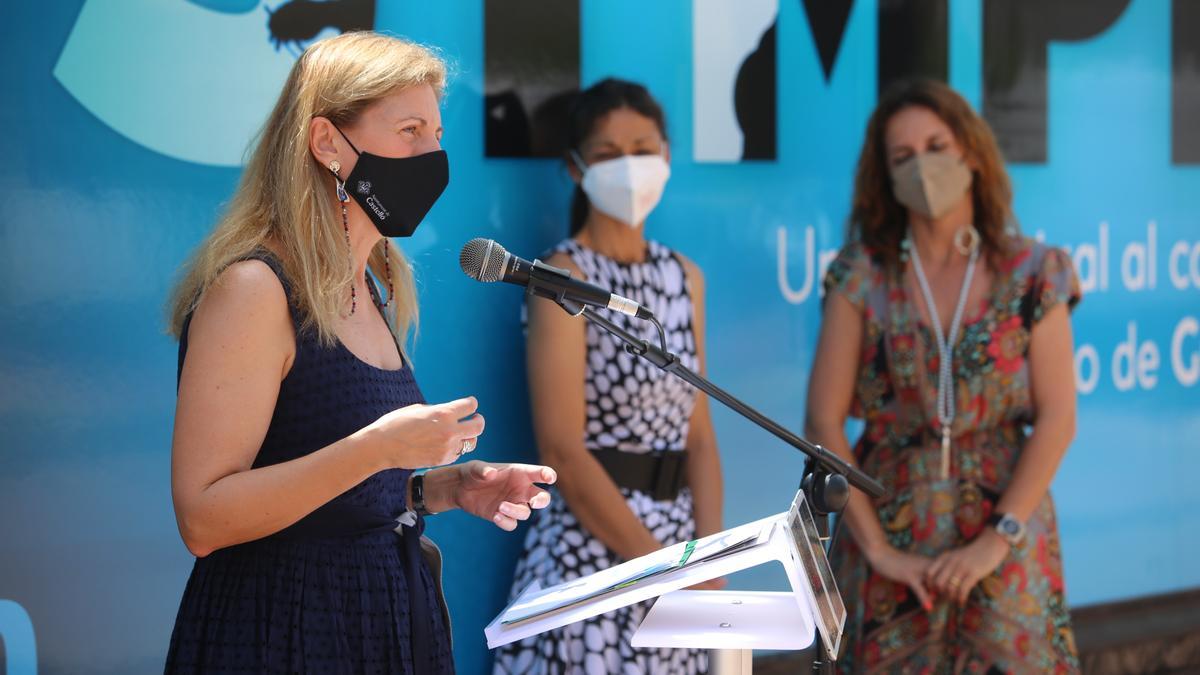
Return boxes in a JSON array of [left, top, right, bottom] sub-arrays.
[[164, 33, 555, 674]]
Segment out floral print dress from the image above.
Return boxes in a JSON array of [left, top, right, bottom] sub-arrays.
[[824, 237, 1082, 674]]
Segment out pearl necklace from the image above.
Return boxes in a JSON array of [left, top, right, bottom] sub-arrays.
[[908, 234, 979, 480]]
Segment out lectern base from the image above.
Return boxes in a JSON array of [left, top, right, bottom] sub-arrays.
[[631, 590, 815, 675], [711, 648, 754, 675]]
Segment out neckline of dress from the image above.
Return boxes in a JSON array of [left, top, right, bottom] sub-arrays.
[[569, 238, 658, 267], [897, 249, 1011, 343]]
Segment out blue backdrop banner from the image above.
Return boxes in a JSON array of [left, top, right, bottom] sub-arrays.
[[0, 2, 1197, 673]]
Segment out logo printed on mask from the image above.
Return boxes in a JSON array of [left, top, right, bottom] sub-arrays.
[[365, 195, 389, 221], [357, 180, 372, 195]]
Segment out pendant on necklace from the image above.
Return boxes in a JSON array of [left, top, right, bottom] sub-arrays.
[[940, 424, 951, 480]]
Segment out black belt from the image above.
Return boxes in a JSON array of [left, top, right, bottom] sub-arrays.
[[591, 448, 689, 501]]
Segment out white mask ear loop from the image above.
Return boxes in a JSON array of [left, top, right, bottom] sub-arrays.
[[570, 150, 589, 175]]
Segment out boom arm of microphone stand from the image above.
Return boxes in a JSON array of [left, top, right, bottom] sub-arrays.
[[555, 298, 886, 499]]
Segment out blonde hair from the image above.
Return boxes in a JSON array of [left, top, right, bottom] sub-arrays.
[[168, 32, 448, 352]]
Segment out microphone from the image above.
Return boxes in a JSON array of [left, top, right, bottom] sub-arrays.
[[459, 238, 655, 320]]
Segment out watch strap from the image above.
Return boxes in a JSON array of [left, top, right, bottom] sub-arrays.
[[411, 472, 432, 516], [989, 511, 1025, 545]]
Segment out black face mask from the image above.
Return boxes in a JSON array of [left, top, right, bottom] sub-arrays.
[[333, 125, 449, 238]]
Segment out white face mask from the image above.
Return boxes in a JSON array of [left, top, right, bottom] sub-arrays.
[[572, 150, 671, 227]]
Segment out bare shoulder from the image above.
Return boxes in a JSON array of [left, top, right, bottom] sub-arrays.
[[543, 250, 584, 277], [670, 249, 706, 294], [186, 259, 293, 358], [528, 251, 586, 329], [201, 260, 288, 316]]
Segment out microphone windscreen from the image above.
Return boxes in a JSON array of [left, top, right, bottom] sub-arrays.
[[459, 238, 507, 282]]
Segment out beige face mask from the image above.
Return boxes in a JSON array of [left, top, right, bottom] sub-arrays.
[[890, 152, 973, 219]]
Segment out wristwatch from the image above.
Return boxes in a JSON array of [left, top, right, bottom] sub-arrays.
[[988, 512, 1026, 546], [411, 472, 432, 517]]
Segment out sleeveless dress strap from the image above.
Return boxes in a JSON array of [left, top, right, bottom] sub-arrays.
[[176, 248, 298, 385], [239, 249, 296, 304]]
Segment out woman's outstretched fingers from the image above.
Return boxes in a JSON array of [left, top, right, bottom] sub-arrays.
[[442, 396, 479, 420], [456, 413, 485, 442], [498, 501, 532, 521], [502, 464, 557, 484], [528, 490, 551, 509]]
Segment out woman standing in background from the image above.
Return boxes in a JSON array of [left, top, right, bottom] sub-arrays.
[[806, 80, 1082, 673], [494, 78, 724, 675]]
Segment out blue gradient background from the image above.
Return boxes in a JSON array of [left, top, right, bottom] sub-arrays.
[[0, 1, 1196, 673]]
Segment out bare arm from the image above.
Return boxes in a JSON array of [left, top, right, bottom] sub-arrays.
[[525, 252, 663, 561], [806, 289, 935, 609], [803, 290, 888, 561], [927, 302, 1077, 606], [996, 303, 1076, 519], [678, 256, 723, 539], [171, 261, 481, 557]]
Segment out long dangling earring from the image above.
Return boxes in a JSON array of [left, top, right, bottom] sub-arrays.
[[379, 239, 394, 309], [329, 159, 355, 315]]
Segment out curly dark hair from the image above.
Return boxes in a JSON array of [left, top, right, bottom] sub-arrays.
[[849, 79, 1017, 271]]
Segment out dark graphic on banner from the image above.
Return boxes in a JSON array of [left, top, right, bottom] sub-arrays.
[[483, 0, 581, 158]]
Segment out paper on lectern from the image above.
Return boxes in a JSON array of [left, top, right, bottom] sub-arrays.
[[485, 515, 781, 649], [485, 490, 847, 655], [501, 519, 774, 626]]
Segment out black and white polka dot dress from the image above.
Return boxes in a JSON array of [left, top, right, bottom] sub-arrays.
[[493, 239, 707, 675]]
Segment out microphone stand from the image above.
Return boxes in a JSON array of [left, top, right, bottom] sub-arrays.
[[554, 298, 885, 500], [554, 299, 873, 673]]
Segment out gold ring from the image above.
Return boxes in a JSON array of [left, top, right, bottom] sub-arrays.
[[949, 577, 962, 588]]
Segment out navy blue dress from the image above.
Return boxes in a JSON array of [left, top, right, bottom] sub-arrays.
[[165, 251, 454, 674]]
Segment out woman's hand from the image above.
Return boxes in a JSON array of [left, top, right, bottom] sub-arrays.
[[866, 545, 936, 611], [367, 397, 485, 470], [443, 461, 556, 531], [926, 529, 1010, 606]]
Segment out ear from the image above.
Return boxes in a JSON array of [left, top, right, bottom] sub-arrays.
[[309, 116, 350, 175], [663, 141, 671, 165], [565, 152, 583, 185]]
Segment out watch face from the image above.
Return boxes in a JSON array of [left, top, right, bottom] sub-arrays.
[[996, 515, 1025, 543]]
